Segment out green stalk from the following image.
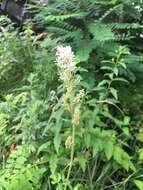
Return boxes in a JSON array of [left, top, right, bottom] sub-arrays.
[[64, 124, 76, 190]]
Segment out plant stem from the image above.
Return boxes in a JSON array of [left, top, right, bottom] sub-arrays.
[[64, 124, 76, 190]]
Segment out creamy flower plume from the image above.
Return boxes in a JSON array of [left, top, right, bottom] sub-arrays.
[[56, 45, 84, 125], [56, 46, 77, 71]]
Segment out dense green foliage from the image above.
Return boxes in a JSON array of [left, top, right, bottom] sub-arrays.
[[1, 0, 143, 189]]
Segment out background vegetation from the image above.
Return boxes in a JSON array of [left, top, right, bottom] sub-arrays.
[[0, 0, 143, 189]]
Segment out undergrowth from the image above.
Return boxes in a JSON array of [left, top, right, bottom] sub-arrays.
[[0, 0, 143, 190]]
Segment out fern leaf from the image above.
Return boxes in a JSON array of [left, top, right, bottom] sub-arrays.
[[76, 40, 96, 62], [88, 23, 115, 41], [44, 12, 87, 22]]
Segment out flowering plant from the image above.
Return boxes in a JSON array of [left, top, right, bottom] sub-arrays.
[[56, 45, 84, 190]]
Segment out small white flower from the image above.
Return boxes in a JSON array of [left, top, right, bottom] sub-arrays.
[[74, 89, 85, 103]]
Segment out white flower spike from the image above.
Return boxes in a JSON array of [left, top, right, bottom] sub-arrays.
[[56, 45, 77, 71]]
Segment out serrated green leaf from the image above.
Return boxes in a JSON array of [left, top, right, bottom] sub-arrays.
[[113, 146, 135, 171]]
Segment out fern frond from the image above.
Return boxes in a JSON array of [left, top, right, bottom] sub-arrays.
[[44, 12, 87, 22], [115, 33, 134, 41], [76, 40, 97, 62], [0, 114, 7, 133], [98, 4, 123, 22], [107, 23, 143, 29], [54, 21, 78, 31], [62, 29, 83, 42], [88, 23, 115, 41], [46, 27, 69, 35]]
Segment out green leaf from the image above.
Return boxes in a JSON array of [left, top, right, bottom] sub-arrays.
[[122, 127, 130, 137], [138, 149, 143, 161], [137, 132, 143, 142], [49, 154, 58, 175], [88, 23, 115, 41], [113, 67, 118, 76], [110, 88, 118, 100], [92, 139, 103, 156], [104, 141, 114, 160], [53, 109, 63, 153], [16, 156, 27, 166], [45, 13, 87, 21], [123, 116, 130, 125], [111, 0, 118, 4], [134, 180, 143, 190], [77, 153, 87, 172], [98, 80, 109, 87], [37, 142, 51, 155], [54, 134, 62, 153], [112, 77, 129, 83], [76, 40, 96, 62], [113, 146, 135, 171], [84, 132, 91, 148]]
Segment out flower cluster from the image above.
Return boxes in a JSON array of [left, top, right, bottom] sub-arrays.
[[65, 136, 73, 149], [74, 89, 85, 103], [56, 46, 77, 71], [56, 45, 84, 150], [56, 46, 78, 91]]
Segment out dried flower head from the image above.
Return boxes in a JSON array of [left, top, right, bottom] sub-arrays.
[[72, 105, 81, 126], [65, 136, 73, 149]]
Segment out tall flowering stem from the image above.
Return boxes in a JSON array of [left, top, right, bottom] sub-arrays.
[[56, 46, 84, 190]]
